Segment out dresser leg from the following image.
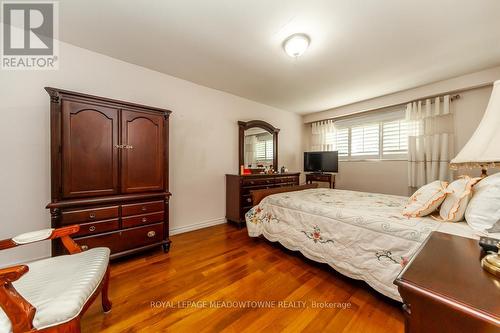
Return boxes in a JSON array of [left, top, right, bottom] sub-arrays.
[[162, 242, 171, 253]]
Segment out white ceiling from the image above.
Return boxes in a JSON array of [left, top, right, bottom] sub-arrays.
[[58, 0, 500, 114]]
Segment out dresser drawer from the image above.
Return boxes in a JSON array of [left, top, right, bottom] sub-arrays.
[[275, 176, 298, 183], [241, 194, 253, 206], [74, 230, 122, 253], [74, 223, 164, 254], [241, 185, 275, 195], [122, 211, 164, 229], [121, 200, 164, 217], [61, 205, 119, 224], [74, 219, 120, 237], [120, 223, 164, 252], [242, 178, 275, 187]]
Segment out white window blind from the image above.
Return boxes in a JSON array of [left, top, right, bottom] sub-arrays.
[[351, 123, 379, 157], [256, 140, 273, 161], [335, 128, 349, 157], [382, 119, 409, 157], [311, 107, 410, 160]]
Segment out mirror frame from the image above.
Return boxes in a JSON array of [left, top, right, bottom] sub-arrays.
[[238, 120, 280, 174]]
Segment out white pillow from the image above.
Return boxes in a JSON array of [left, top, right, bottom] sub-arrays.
[[465, 172, 500, 232], [403, 180, 449, 218], [439, 176, 481, 222]]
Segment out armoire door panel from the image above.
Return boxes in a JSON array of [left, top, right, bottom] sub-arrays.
[[61, 100, 119, 198], [121, 110, 164, 193]]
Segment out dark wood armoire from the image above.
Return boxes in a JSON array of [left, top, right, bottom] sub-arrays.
[[45, 87, 172, 259]]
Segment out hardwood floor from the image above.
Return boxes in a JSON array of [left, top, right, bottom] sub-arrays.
[[81, 224, 404, 333]]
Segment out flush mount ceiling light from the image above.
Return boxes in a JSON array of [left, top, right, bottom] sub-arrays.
[[283, 33, 310, 58]]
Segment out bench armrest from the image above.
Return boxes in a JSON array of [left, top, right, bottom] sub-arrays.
[[0, 225, 82, 254], [0, 265, 35, 333]]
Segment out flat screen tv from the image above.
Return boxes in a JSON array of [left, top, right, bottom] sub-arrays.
[[304, 151, 338, 173]]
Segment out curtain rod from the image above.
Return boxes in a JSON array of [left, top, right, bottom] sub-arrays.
[[306, 83, 492, 124]]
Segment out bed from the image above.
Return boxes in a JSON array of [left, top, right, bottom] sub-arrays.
[[245, 187, 498, 301]]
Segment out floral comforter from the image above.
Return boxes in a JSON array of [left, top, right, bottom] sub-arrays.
[[245, 188, 450, 301]]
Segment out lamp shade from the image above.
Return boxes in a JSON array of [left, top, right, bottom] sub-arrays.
[[451, 80, 500, 168]]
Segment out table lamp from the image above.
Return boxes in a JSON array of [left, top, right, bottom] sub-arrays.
[[450, 80, 500, 277]]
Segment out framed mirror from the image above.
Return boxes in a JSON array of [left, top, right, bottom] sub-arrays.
[[238, 120, 279, 174]]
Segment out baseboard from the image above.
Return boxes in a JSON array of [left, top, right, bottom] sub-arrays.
[[169, 217, 226, 236]]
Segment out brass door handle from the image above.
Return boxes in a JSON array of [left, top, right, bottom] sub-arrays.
[[147, 231, 156, 238], [115, 144, 133, 149]]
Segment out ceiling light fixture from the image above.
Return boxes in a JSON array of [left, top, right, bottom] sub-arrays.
[[283, 33, 310, 58]]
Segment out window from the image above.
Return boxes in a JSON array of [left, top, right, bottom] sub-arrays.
[[382, 119, 409, 157], [255, 139, 273, 161], [325, 128, 349, 157], [351, 123, 379, 157], [312, 109, 409, 160]]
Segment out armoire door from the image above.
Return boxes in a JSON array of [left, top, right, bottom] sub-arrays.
[[121, 110, 165, 193], [61, 100, 119, 198]]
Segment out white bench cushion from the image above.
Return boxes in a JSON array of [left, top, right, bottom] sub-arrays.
[[0, 247, 109, 333]]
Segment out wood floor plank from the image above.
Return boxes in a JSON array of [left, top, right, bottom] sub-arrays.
[[81, 224, 404, 333]]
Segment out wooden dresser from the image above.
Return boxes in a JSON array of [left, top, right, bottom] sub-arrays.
[[45, 87, 171, 259], [394, 232, 500, 333], [226, 173, 300, 225]]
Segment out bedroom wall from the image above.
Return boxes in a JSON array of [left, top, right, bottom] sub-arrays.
[[0, 41, 303, 266], [303, 66, 500, 123], [304, 85, 497, 196]]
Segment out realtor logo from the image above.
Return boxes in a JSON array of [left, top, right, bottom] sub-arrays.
[[1, 1, 58, 70]]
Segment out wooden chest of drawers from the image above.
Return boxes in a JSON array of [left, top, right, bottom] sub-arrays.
[[394, 232, 500, 333], [225, 173, 300, 225], [48, 194, 170, 259]]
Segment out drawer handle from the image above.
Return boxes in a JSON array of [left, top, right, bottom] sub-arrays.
[[89, 226, 96, 232], [142, 217, 148, 223], [81, 245, 89, 251], [250, 181, 255, 185], [402, 303, 411, 315], [147, 231, 156, 238], [141, 206, 147, 211], [89, 213, 96, 219], [246, 197, 252, 203]]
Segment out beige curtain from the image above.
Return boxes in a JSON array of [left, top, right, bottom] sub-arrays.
[[311, 120, 336, 151], [244, 135, 257, 167], [407, 95, 454, 190]]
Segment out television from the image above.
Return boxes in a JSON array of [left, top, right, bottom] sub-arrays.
[[304, 151, 338, 173]]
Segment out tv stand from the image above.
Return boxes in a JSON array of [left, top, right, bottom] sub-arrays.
[[306, 173, 335, 189]]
